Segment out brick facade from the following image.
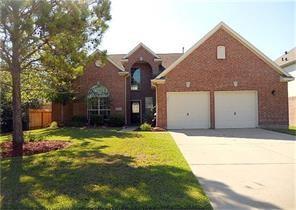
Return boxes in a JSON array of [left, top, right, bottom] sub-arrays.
[[123, 46, 160, 124], [156, 28, 289, 128], [52, 60, 126, 125]]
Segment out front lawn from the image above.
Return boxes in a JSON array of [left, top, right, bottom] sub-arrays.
[[0, 128, 211, 209]]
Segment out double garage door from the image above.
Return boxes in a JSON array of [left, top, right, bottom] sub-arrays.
[[167, 91, 258, 129]]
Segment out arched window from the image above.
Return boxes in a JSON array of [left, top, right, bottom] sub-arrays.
[[87, 84, 110, 118], [131, 68, 141, 90]]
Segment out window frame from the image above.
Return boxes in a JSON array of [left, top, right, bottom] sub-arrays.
[[217, 46, 226, 59]]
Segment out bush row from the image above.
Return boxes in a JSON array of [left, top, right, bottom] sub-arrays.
[[66, 115, 125, 127]]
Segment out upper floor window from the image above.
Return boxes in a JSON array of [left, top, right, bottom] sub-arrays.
[[131, 68, 141, 90], [217, 46, 226, 59]]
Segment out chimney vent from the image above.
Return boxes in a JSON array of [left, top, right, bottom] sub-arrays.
[[182, 47, 185, 54]]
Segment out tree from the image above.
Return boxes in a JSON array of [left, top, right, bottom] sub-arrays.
[[0, 0, 111, 155]]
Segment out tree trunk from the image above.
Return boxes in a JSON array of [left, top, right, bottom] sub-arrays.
[[11, 65, 24, 156]]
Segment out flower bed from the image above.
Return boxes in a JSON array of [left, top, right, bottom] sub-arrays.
[[1, 140, 70, 158]]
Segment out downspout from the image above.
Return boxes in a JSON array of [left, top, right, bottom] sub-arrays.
[[124, 75, 127, 125]]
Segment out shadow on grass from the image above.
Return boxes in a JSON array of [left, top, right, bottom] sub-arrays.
[[1, 145, 212, 209]]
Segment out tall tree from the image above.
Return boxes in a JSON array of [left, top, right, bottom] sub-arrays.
[[0, 0, 111, 154]]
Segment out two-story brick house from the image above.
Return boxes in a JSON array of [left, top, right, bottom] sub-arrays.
[[52, 22, 293, 129]]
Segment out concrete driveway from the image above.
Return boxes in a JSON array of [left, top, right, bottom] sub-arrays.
[[170, 129, 296, 210]]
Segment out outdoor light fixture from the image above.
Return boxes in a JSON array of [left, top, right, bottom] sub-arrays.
[[233, 80, 238, 87], [186, 82, 191, 88]]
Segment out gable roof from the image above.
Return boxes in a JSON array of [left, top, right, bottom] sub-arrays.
[[155, 22, 291, 80], [123, 42, 161, 59], [275, 47, 296, 68]]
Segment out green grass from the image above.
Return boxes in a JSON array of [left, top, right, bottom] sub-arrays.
[[266, 126, 296, 136], [0, 128, 211, 209]]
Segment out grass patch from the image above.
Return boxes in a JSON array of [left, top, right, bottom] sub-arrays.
[[0, 128, 211, 209], [266, 126, 296, 136]]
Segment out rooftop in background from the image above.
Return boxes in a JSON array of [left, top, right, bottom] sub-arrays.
[[109, 53, 183, 69], [275, 47, 296, 68]]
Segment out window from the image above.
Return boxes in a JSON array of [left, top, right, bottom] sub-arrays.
[[145, 97, 153, 111], [132, 101, 140, 113], [217, 46, 226, 59], [131, 68, 141, 90], [87, 84, 110, 119]]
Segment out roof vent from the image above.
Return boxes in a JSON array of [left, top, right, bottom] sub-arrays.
[[285, 58, 288, 61], [285, 51, 288, 54], [282, 57, 284, 61]]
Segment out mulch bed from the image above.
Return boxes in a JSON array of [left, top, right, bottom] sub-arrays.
[[1, 140, 71, 158]]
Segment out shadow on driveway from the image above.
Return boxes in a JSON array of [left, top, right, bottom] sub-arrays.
[[171, 128, 295, 141], [198, 177, 281, 210]]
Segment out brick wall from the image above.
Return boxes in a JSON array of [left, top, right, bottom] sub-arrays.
[[52, 60, 126, 124], [156, 28, 289, 128]]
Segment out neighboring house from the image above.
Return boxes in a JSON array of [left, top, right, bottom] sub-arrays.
[[275, 48, 296, 126], [52, 22, 293, 129]]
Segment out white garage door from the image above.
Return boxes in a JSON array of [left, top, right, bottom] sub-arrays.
[[167, 92, 210, 129], [215, 91, 258, 128]]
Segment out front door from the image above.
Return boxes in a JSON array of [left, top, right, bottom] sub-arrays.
[[131, 101, 141, 124]]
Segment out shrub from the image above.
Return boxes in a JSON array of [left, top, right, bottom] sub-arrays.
[[49, 121, 58, 129], [67, 116, 87, 127], [25, 132, 45, 142], [106, 115, 125, 127], [140, 123, 152, 131], [89, 115, 104, 126]]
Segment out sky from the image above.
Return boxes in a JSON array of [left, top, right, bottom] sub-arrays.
[[100, 0, 295, 60]]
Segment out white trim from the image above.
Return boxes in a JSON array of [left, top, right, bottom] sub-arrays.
[[151, 79, 165, 86], [118, 71, 129, 76], [280, 76, 294, 82], [154, 58, 162, 62], [123, 42, 160, 59], [156, 22, 291, 79]]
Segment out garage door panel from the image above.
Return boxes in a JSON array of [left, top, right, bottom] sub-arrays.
[[215, 91, 258, 128], [167, 92, 210, 129]]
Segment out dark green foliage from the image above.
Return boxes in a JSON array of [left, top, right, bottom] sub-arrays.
[[89, 115, 104, 126], [140, 123, 152, 131], [49, 121, 58, 129], [24, 132, 45, 142], [0, 0, 112, 141], [67, 116, 87, 127], [105, 115, 125, 127]]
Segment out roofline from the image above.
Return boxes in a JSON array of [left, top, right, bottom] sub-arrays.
[[91, 50, 125, 71], [156, 21, 290, 79], [278, 60, 296, 68], [123, 42, 161, 59]]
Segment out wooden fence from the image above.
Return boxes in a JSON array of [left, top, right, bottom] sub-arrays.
[[29, 109, 52, 129]]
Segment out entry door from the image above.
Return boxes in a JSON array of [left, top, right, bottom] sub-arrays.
[[167, 92, 210, 129], [131, 101, 141, 124], [215, 91, 258, 128]]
